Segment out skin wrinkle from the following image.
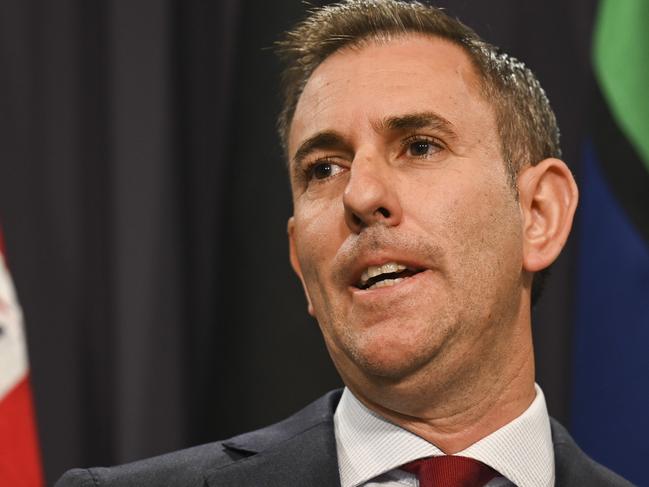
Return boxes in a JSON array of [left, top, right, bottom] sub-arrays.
[[285, 33, 506, 158], [286, 34, 568, 453], [345, 290, 533, 443], [373, 348, 535, 437], [294, 111, 462, 186]]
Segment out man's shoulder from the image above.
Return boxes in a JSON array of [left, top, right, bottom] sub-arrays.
[[55, 391, 635, 487], [55, 390, 343, 487], [54, 441, 239, 487], [550, 418, 635, 486]]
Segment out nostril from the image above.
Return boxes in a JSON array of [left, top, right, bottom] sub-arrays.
[[352, 213, 363, 227], [376, 207, 390, 218]]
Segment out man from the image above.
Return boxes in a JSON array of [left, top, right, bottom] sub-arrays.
[[57, 1, 632, 486]]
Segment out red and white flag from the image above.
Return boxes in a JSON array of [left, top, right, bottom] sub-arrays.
[[0, 231, 43, 487]]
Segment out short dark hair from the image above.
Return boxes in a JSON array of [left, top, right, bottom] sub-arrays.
[[276, 0, 559, 304]]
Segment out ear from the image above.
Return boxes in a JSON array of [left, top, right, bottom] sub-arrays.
[[288, 217, 315, 316], [517, 158, 578, 272]]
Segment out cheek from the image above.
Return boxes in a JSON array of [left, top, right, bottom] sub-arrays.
[[449, 189, 523, 298], [406, 175, 483, 236], [414, 174, 522, 278], [292, 199, 343, 287]]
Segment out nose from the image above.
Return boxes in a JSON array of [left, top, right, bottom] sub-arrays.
[[342, 152, 402, 233]]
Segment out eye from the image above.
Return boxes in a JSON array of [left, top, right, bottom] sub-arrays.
[[309, 160, 345, 181], [404, 137, 443, 158]]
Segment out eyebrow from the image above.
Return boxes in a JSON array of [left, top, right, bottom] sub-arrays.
[[292, 130, 350, 169], [377, 111, 457, 138], [290, 111, 456, 172]]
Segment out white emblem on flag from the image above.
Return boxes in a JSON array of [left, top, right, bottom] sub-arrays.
[[0, 252, 28, 400]]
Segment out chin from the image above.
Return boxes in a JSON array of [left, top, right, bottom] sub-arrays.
[[343, 333, 439, 382]]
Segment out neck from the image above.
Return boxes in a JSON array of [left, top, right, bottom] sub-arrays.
[[346, 336, 536, 453]]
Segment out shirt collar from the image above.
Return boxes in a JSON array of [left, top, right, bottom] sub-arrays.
[[333, 384, 555, 487]]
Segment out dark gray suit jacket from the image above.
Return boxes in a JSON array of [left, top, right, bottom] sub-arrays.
[[55, 390, 634, 487]]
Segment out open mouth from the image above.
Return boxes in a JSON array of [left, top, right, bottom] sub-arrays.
[[356, 262, 424, 290]]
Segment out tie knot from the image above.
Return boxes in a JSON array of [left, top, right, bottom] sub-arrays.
[[401, 455, 498, 487]]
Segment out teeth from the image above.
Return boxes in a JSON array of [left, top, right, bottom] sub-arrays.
[[360, 262, 407, 286], [367, 277, 404, 290]]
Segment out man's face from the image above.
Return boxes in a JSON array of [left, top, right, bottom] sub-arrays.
[[287, 35, 526, 396]]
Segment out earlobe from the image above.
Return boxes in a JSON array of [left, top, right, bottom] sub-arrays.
[[518, 158, 579, 272], [288, 217, 315, 316]]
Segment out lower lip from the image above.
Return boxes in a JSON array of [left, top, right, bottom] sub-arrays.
[[349, 269, 432, 298]]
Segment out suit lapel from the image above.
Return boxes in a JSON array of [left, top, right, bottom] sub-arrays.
[[204, 390, 343, 487], [205, 421, 339, 486]]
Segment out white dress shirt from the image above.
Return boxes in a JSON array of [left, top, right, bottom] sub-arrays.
[[333, 384, 554, 487]]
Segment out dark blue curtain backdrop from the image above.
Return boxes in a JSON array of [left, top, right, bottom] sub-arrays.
[[3, 0, 645, 485], [573, 141, 649, 484]]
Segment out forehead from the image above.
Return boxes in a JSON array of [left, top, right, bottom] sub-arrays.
[[288, 34, 496, 156]]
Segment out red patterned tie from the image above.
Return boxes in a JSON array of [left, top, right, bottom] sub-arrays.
[[401, 456, 499, 487]]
